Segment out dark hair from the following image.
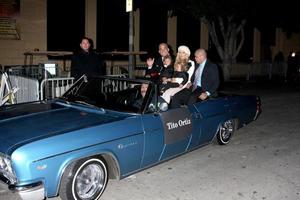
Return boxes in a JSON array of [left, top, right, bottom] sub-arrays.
[[163, 55, 172, 61], [146, 53, 155, 59]]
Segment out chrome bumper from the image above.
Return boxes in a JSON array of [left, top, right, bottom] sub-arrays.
[[0, 175, 45, 200], [10, 182, 45, 200]]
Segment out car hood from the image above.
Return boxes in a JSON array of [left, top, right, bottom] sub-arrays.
[[0, 101, 127, 154]]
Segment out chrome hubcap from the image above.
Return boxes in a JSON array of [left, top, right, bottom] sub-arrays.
[[221, 120, 234, 141], [75, 163, 105, 199]]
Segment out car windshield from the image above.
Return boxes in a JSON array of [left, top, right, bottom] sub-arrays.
[[61, 76, 156, 114]]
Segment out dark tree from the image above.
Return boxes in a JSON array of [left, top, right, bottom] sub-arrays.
[[169, 0, 299, 80]]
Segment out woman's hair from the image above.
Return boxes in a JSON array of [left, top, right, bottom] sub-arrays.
[[174, 61, 187, 72], [175, 55, 188, 63]]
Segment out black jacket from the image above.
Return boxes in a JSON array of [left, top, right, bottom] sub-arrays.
[[191, 60, 219, 96], [160, 71, 188, 92], [71, 49, 104, 80], [160, 64, 174, 79]]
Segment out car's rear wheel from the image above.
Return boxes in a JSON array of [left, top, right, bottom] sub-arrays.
[[217, 119, 235, 145], [59, 157, 108, 200]]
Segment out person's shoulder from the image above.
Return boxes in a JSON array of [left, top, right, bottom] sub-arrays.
[[206, 60, 217, 66], [72, 50, 80, 55], [71, 50, 82, 60], [206, 60, 219, 73], [73, 49, 86, 57], [188, 60, 195, 67]]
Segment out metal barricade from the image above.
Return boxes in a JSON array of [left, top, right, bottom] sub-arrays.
[[247, 62, 288, 80], [40, 77, 74, 100], [8, 75, 39, 103], [101, 77, 129, 93], [5, 64, 59, 81], [0, 72, 18, 106], [109, 64, 147, 78]]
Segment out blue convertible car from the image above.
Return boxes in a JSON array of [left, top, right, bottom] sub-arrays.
[[0, 76, 261, 200]]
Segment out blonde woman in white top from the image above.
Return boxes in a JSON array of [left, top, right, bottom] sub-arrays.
[[175, 45, 195, 89], [160, 45, 195, 104]]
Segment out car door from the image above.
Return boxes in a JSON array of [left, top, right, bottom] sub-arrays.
[[193, 99, 227, 143], [141, 107, 193, 167]]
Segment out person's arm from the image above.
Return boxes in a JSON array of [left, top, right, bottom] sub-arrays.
[[181, 72, 189, 86], [182, 61, 195, 89], [70, 54, 81, 80], [186, 61, 195, 83], [202, 63, 220, 98]]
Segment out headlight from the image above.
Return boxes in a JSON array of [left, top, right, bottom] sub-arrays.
[[0, 153, 17, 184]]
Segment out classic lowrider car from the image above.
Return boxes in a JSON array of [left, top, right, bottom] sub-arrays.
[[0, 76, 261, 200]]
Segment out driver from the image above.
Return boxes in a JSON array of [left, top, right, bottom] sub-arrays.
[[132, 83, 149, 110], [132, 83, 167, 113]]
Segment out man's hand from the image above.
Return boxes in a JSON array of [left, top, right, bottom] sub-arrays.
[[186, 82, 192, 89], [198, 92, 208, 100]]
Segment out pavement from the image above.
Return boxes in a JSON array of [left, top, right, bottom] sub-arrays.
[[1, 79, 300, 200]]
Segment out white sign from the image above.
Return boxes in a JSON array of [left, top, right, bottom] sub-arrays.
[[126, 0, 132, 12]]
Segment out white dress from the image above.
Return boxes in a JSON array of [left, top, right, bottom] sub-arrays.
[[161, 60, 195, 103]]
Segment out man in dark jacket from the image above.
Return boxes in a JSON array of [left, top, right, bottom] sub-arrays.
[[187, 48, 219, 104], [154, 43, 171, 72], [171, 48, 220, 107], [71, 37, 105, 80]]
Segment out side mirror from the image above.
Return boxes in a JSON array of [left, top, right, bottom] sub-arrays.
[[159, 102, 168, 112]]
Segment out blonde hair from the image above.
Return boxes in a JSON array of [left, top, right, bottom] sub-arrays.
[[174, 61, 187, 72]]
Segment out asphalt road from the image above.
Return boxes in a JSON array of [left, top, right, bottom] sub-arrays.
[[1, 80, 300, 200]]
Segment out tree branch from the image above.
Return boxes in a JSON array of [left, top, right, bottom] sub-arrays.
[[234, 27, 245, 58]]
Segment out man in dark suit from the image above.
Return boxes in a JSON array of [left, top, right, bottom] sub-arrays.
[[170, 49, 219, 107], [154, 43, 171, 72], [71, 37, 105, 80], [188, 48, 220, 104]]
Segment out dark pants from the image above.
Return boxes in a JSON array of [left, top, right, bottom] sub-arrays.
[[187, 87, 203, 105], [170, 88, 192, 108]]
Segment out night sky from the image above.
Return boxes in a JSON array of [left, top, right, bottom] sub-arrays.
[[47, 0, 299, 62]]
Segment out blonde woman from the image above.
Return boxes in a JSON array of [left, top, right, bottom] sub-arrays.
[[169, 46, 197, 108], [175, 45, 195, 89], [160, 61, 189, 103]]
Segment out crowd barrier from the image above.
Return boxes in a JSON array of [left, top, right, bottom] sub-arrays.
[[40, 77, 74, 100], [9, 75, 39, 103], [229, 62, 287, 80], [109, 64, 147, 78], [246, 62, 287, 80], [0, 72, 18, 106], [1, 75, 74, 105]]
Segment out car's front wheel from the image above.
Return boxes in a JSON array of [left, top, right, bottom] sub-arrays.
[[216, 119, 235, 145], [59, 157, 108, 200]]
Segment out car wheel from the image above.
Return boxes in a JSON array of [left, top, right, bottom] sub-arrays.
[[59, 157, 108, 200], [217, 119, 235, 145]]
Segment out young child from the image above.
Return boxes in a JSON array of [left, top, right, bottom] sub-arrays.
[[160, 55, 174, 83], [160, 61, 189, 104], [144, 54, 160, 82]]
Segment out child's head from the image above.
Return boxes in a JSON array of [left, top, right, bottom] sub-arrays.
[[163, 55, 172, 67], [146, 54, 155, 67]]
